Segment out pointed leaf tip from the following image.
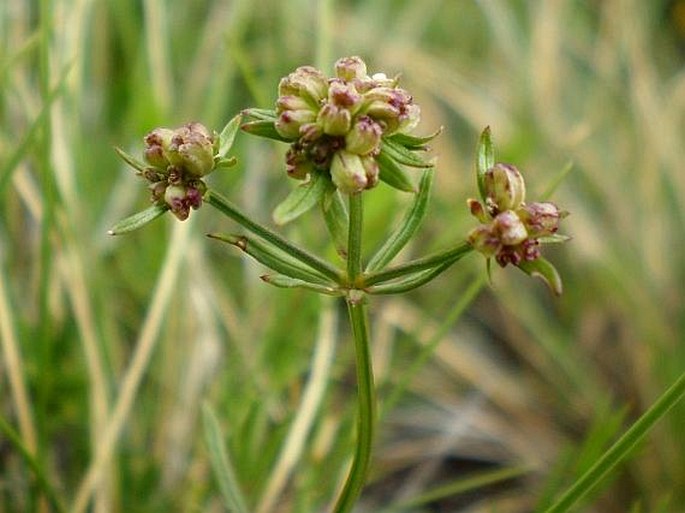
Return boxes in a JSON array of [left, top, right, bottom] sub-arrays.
[[518, 257, 563, 296]]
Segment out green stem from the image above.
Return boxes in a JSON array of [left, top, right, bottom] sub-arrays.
[[205, 189, 342, 284], [347, 193, 363, 283], [544, 370, 685, 513], [363, 241, 473, 287], [332, 294, 376, 513]]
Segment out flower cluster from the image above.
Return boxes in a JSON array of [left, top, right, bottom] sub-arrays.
[[467, 163, 567, 267], [273, 56, 421, 194], [140, 122, 216, 220]]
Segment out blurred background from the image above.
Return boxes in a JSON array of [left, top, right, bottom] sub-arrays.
[[1, 0, 684, 512]]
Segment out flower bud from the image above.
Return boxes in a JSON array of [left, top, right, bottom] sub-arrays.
[[317, 104, 352, 136], [467, 224, 501, 258], [278, 66, 329, 106], [493, 210, 528, 246], [345, 116, 382, 155], [518, 202, 565, 237], [467, 199, 490, 223], [484, 163, 526, 212], [396, 102, 421, 134], [330, 150, 369, 194], [143, 128, 174, 169], [276, 95, 314, 113], [275, 109, 318, 139], [335, 56, 368, 82], [285, 143, 315, 180], [164, 184, 191, 220], [166, 122, 215, 178], [360, 155, 379, 188]]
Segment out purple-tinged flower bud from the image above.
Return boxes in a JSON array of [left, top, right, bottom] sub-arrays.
[[345, 116, 382, 155], [330, 150, 369, 194], [276, 95, 314, 113], [166, 122, 216, 178], [518, 202, 565, 238], [143, 128, 174, 169], [328, 81, 363, 112], [493, 210, 528, 246], [275, 109, 318, 139], [278, 66, 329, 106], [318, 104, 352, 136], [285, 142, 315, 180], [149, 181, 167, 203], [360, 155, 379, 188], [335, 56, 368, 82], [484, 163, 526, 213], [467, 199, 491, 223], [467, 224, 501, 258], [164, 184, 191, 220], [396, 102, 421, 134]]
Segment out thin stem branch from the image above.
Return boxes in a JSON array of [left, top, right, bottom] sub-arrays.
[[332, 294, 376, 513], [347, 193, 363, 283], [205, 189, 343, 284]]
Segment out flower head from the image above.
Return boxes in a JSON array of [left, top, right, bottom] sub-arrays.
[[467, 152, 569, 295], [267, 56, 429, 194]]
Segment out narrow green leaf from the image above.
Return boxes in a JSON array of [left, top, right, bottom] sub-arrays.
[[108, 204, 168, 235], [387, 127, 443, 149], [207, 232, 333, 285], [202, 404, 250, 513], [217, 113, 243, 159], [381, 137, 435, 168], [543, 371, 685, 513], [476, 126, 494, 202], [517, 257, 563, 296], [260, 274, 342, 296], [377, 150, 416, 192], [367, 168, 434, 272], [366, 261, 452, 295], [364, 241, 473, 287], [242, 107, 278, 121], [240, 119, 291, 142], [114, 146, 148, 173], [538, 234, 572, 244], [321, 185, 349, 259], [273, 173, 328, 225], [215, 156, 238, 169]]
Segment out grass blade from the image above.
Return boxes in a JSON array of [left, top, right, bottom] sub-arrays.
[[202, 403, 251, 513]]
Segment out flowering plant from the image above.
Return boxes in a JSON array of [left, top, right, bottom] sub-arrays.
[[110, 56, 568, 513]]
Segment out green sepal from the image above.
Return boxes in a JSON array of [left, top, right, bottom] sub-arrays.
[[366, 261, 451, 295], [321, 184, 349, 259], [114, 146, 148, 173], [217, 113, 242, 160], [476, 126, 494, 202], [366, 167, 434, 272], [260, 274, 342, 296], [242, 108, 278, 121], [108, 204, 169, 235], [387, 127, 443, 149], [517, 257, 563, 296], [207, 232, 334, 286], [377, 149, 416, 192], [273, 172, 329, 225], [381, 137, 435, 169], [240, 120, 291, 143]]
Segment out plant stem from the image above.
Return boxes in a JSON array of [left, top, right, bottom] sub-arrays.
[[205, 189, 342, 284], [333, 293, 376, 513], [347, 193, 363, 283], [544, 370, 685, 513]]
